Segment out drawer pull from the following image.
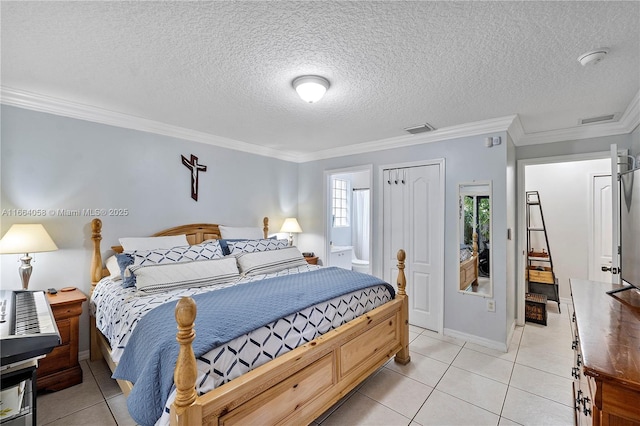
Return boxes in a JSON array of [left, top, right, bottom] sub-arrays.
[[572, 339, 578, 350], [572, 312, 576, 323], [577, 353, 582, 367]]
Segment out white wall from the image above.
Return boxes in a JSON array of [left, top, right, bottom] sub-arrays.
[[505, 134, 517, 335], [525, 158, 610, 300], [0, 105, 299, 353]]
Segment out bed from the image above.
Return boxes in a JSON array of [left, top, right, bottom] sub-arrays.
[[88, 217, 410, 426], [459, 233, 479, 291]]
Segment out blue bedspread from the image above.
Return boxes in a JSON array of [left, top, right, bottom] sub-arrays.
[[113, 267, 394, 426]]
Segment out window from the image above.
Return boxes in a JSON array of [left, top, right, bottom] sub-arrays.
[[332, 178, 349, 227]]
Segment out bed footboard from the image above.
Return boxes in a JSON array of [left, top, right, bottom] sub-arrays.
[[171, 249, 410, 426]]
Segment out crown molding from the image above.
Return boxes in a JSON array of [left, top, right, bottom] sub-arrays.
[[297, 115, 517, 162], [2, 86, 638, 163], [513, 90, 639, 146], [0, 86, 300, 162]]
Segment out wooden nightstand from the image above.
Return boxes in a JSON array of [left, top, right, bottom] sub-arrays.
[[304, 256, 318, 265], [37, 288, 87, 392]]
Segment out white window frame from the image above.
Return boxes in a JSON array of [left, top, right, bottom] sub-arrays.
[[332, 178, 350, 227]]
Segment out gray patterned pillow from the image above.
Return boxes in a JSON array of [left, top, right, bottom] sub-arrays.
[[228, 238, 289, 254], [120, 240, 224, 288], [235, 246, 308, 275]]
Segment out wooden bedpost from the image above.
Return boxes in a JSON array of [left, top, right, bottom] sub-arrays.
[[263, 217, 269, 238], [395, 249, 411, 365], [90, 218, 104, 361], [90, 218, 104, 293], [171, 297, 202, 426], [473, 232, 479, 281]]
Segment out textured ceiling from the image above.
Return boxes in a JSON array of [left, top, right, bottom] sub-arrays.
[[1, 1, 639, 157]]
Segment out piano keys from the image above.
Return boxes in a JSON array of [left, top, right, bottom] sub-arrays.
[[0, 290, 61, 367]]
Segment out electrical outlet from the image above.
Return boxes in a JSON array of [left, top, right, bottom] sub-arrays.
[[487, 299, 496, 312]]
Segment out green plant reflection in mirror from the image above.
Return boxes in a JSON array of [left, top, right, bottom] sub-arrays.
[[458, 181, 492, 297]]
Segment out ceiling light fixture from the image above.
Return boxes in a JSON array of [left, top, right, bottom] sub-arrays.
[[577, 48, 609, 66], [293, 75, 330, 103]]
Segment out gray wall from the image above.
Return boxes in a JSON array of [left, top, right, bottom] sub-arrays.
[[0, 105, 299, 353], [297, 132, 512, 346]]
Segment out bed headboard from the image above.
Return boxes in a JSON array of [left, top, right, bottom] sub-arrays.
[[90, 217, 269, 292]]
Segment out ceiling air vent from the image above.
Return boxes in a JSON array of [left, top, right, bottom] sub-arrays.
[[579, 114, 618, 125], [404, 123, 436, 134]]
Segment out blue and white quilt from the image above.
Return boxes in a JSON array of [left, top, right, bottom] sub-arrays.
[[91, 265, 394, 426]]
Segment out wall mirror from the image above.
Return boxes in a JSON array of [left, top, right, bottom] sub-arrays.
[[458, 181, 492, 297]]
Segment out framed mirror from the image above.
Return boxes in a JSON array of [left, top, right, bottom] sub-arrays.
[[458, 181, 492, 297]]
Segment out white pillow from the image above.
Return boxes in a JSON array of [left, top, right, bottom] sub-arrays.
[[219, 225, 263, 240], [236, 246, 308, 276], [105, 255, 122, 281], [132, 257, 239, 294], [119, 235, 189, 251]]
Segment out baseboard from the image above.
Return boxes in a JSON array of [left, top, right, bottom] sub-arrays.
[[79, 349, 90, 361], [443, 328, 508, 352]]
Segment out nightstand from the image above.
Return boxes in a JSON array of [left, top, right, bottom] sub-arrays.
[[37, 288, 87, 392], [304, 256, 318, 265]]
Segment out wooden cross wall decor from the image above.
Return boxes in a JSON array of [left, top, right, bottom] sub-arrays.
[[181, 154, 207, 201]]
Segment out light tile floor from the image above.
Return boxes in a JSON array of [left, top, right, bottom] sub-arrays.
[[38, 303, 575, 425]]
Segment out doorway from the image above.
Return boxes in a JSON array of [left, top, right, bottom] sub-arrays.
[[324, 165, 373, 274], [517, 153, 611, 324]]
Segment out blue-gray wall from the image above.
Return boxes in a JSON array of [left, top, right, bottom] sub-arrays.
[[0, 105, 299, 353], [297, 132, 512, 347], [2, 103, 636, 354]]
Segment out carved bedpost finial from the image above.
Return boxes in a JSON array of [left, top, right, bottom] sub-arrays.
[[90, 218, 103, 287], [173, 297, 198, 414], [263, 217, 269, 239], [472, 232, 478, 256], [397, 249, 406, 296]]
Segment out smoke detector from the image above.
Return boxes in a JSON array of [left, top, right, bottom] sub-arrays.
[[577, 48, 609, 66]]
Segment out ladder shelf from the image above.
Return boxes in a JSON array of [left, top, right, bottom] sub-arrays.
[[525, 191, 560, 315]]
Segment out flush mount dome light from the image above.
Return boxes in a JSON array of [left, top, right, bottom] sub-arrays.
[[293, 75, 330, 103]]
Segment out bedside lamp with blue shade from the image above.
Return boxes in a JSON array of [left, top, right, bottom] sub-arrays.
[[279, 218, 302, 246], [0, 224, 58, 289]]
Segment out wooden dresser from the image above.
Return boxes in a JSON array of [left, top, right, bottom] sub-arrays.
[[570, 279, 640, 426], [37, 288, 87, 392]]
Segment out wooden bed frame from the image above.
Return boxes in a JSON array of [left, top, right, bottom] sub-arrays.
[[89, 217, 410, 426], [459, 233, 479, 291]]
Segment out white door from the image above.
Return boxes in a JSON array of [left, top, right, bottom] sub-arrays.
[[590, 174, 613, 282], [383, 164, 443, 331]]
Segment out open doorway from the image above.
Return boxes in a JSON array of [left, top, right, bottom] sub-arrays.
[[324, 165, 373, 274], [517, 152, 611, 324]]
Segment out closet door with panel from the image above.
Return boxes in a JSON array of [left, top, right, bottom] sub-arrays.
[[383, 164, 442, 331]]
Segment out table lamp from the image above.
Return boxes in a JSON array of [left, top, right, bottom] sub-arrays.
[[0, 224, 58, 289], [279, 218, 302, 246]]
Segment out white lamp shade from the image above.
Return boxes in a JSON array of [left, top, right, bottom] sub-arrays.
[[280, 218, 303, 234], [0, 224, 58, 254], [293, 76, 329, 103]]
